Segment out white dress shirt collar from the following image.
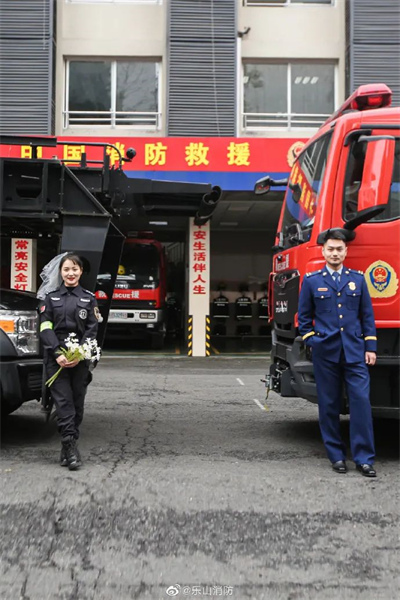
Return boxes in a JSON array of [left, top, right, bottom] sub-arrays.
[[326, 265, 343, 277]]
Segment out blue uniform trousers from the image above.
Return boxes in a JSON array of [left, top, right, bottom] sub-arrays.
[[312, 352, 375, 465]]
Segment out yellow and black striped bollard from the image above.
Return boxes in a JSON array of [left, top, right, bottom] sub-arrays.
[[206, 315, 211, 356], [187, 316, 193, 356]]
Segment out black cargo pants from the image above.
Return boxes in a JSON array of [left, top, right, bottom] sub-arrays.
[[45, 356, 91, 441]]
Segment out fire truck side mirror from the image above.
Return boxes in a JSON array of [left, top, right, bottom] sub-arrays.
[[288, 182, 302, 203], [254, 176, 289, 195], [357, 135, 395, 212], [254, 176, 271, 195]]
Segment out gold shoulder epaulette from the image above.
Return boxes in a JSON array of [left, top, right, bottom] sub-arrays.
[[348, 268, 364, 275]]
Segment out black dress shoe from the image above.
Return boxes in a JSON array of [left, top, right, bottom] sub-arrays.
[[332, 460, 347, 473], [356, 464, 377, 477]]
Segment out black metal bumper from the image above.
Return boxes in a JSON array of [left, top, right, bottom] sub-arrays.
[[0, 358, 43, 412], [269, 331, 399, 418], [269, 331, 317, 403], [105, 322, 164, 340]]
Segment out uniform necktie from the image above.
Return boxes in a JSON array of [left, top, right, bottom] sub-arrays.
[[332, 271, 340, 288]]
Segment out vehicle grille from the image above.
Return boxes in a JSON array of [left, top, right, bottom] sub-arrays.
[[26, 371, 42, 392], [111, 301, 156, 310]]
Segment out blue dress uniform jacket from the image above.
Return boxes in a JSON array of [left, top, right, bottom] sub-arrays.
[[298, 267, 377, 363], [298, 266, 376, 466]]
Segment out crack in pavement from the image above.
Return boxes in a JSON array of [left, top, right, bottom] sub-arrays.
[[1, 505, 397, 574]]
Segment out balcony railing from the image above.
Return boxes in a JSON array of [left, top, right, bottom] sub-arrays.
[[243, 112, 330, 130], [243, 1, 332, 6], [68, 1, 161, 4], [63, 111, 161, 129]]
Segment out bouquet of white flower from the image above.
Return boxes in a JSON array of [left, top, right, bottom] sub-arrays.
[[46, 333, 101, 387]]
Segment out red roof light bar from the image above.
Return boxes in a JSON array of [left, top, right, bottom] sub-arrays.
[[324, 84, 392, 127]]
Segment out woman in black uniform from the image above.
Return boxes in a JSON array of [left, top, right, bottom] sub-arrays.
[[39, 253, 100, 470]]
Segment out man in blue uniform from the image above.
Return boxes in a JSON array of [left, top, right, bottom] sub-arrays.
[[298, 230, 377, 477]]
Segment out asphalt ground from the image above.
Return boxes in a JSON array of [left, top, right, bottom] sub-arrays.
[[1, 356, 399, 600]]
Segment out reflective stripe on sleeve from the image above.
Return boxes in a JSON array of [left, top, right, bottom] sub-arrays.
[[364, 336, 377, 341], [302, 331, 315, 341], [40, 321, 54, 332]]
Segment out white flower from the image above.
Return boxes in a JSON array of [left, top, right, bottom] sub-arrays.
[[81, 338, 101, 362]]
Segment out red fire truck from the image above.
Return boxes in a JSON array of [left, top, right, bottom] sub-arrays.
[[96, 236, 167, 349], [256, 84, 400, 418]]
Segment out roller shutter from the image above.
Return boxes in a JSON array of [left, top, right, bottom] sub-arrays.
[[0, 0, 55, 135], [347, 0, 400, 106], [167, 0, 236, 136]]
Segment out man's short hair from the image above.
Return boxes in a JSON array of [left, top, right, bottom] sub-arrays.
[[323, 229, 347, 244]]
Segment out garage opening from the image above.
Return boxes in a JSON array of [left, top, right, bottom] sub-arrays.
[[101, 190, 283, 356]]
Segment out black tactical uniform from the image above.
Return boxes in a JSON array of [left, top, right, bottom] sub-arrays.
[[39, 283, 99, 465]]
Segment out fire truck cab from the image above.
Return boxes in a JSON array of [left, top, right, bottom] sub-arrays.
[[96, 235, 167, 349], [256, 84, 400, 419]]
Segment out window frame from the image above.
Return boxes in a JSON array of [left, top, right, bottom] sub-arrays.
[[67, 1, 162, 5], [243, 1, 334, 7], [64, 58, 162, 130], [242, 60, 337, 132], [342, 136, 400, 224]]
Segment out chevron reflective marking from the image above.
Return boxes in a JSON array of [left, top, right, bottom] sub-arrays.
[[187, 315, 193, 356], [205, 315, 211, 356]]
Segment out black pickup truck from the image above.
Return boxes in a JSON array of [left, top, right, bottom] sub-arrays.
[[0, 289, 43, 416]]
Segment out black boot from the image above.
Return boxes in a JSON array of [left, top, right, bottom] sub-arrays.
[[62, 437, 80, 471], [60, 445, 68, 467], [74, 442, 82, 468], [60, 444, 82, 467]]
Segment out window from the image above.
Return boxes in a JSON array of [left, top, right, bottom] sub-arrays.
[[281, 132, 332, 247], [244, 1, 332, 6], [243, 62, 335, 130], [64, 59, 160, 129], [68, 1, 161, 4], [343, 138, 400, 223]]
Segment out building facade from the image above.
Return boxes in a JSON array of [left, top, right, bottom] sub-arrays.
[[1, 0, 399, 353], [2, 1, 399, 149], [57, 0, 346, 140]]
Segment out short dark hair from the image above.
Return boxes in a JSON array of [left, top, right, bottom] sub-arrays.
[[60, 253, 83, 270], [323, 230, 347, 244]]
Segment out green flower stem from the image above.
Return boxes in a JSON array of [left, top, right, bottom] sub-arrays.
[[46, 367, 63, 387]]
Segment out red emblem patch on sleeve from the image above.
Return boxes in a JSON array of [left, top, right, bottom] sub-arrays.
[[40, 305, 46, 313]]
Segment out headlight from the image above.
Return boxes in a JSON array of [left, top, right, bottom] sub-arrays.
[[0, 310, 40, 356]]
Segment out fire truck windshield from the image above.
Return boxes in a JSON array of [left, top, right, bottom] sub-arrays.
[[120, 243, 160, 285], [280, 132, 332, 248]]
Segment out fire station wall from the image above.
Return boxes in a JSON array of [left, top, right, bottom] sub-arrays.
[[239, 2, 344, 60], [55, 1, 166, 136], [58, 2, 165, 56]]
